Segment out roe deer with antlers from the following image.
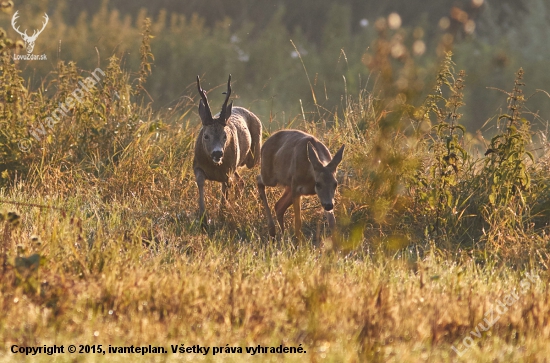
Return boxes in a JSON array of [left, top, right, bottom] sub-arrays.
[[194, 75, 262, 225], [257, 130, 344, 239]]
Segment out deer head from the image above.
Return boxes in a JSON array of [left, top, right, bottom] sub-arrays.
[[197, 75, 233, 164], [307, 143, 345, 211], [11, 11, 49, 54]]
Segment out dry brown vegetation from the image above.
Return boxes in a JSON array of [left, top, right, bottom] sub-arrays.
[[1, 11, 550, 363]]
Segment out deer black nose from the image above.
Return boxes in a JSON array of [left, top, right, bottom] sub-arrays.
[[322, 203, 334, 211], [212, 150, 223, 159]]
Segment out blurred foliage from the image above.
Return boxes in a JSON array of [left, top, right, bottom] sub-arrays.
[[0, 0, 549, 132], [49, 0, 529, 44]]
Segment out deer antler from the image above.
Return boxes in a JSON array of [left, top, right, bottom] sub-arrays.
[[219, 74, 232, 122], [28, 13, 49, 41], [197, 75, 213, 122], [11, 11, 28, 38], [222, 74, 232, 110]]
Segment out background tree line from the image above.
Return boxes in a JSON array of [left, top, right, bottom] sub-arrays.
[[0, 0, 549, 134]]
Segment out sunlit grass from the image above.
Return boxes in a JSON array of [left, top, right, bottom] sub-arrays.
[[1, 13, 550, 363], [1, 185, 549, 362]]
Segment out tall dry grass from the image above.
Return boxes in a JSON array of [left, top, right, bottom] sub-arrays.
[[0, 13, 549, 363]]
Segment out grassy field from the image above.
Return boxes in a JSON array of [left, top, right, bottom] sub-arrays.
[[1, 18, 550, 363], [0, 185, 548, 362]]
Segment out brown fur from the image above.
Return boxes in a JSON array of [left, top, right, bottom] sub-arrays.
[[193, 76, 262, 225], [257, 130, 344, 239], [193, 107, 261, 182]]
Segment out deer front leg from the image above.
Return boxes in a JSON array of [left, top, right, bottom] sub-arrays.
[[234, 171, 245, 199], [293, 194, 304, 241], [195, 168, 207, 226], [275, 186, 293, 235], [221, 181, 231, 211], [257, 175, 276, 237]]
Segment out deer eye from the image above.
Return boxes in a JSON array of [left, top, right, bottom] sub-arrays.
[[315, 182, 321, 188], [204, 134, 209, 140]]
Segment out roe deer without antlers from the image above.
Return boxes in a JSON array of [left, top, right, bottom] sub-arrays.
[[194, 75, 262, 225], [257, 130, 344, 239]]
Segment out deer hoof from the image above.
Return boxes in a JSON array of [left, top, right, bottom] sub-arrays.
[[267, 220, 276, 238]]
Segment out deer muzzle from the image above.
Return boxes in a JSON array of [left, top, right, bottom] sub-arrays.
[[322, 202, 334, 211], [211, 150, 224, 164]]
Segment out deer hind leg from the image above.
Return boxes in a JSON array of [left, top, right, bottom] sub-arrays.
[[293, 195, 304, 241], [257, 175, 276, 237], [195, 168, 207, 227], [275, 186, 293, 235]]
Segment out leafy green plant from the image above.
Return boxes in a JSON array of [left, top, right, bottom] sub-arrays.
[[484, 68, 532, 207], [475, 68, 539, 251], [138, 17, 154, 92], [415, 52, 468, 238], [0, 51, 30, 184]]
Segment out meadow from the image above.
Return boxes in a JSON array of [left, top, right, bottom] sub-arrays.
[[1, 4, 550, 363]]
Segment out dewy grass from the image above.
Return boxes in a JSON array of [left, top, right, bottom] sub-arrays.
[[0, 199, 548, 362], [1, 15, 549, 363]]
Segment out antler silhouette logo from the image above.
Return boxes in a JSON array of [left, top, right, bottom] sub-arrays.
[[11, 11, 49, 54]]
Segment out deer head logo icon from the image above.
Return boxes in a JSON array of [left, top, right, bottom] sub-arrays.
[[11, 11, 49, 54]]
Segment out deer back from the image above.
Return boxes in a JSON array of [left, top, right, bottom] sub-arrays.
[[231, 107, 263, 166], [260, 130, 330, 187]]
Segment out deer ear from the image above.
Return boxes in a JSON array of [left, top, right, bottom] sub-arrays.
[[199, 100, 211, 125], [327, 144, 345, 171], [307, 142, 324, 171]]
